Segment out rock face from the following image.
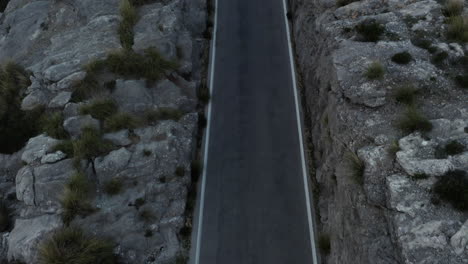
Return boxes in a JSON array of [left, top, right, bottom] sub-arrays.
[[0, 0, 207, 263], [289, 0, 468, 263]]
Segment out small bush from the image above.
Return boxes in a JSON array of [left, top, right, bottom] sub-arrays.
[[455, 74, 468, 88], [38, 227, 117, 264], [103, 178, 123, 195], [412, 173, 429, 180], [411, 36, 432, 50], [60, 172, 94, 224], [318, 233, 331, 255], [433, 170, 468, 211], [80, 99, 118, 121], [393, 84, 418, 105], [388, 140, 401, 157], [142, 149, 152, 156], [447, 16, 468, 42], [444, 0, 464, 17], [40, 112, 69, 139], [52, 140, 74, 157], [391, 51, 413, 64], [396, 107, 433, 134], [432, 51, 449, 64], [134, 198, 145, 209], [197, 85, 211, 105], [444, 140, 465, 155], [144, 108, 184, 124], [0, 202, 10, 232], [346, 152, 365, 185], [73, 127, 114, 161], [397, 107, 427, 129], [175, 166, 185, 177], [119, 0, 137, 50], [191, 159, 203, 182], [104, 112, 139, 132], [337, 0, 359, 7], [70, 75, 102, 102], [139, 208, 154, 222], [356, 20, 385, 42], [364, 61, 385, 80], [144, 229, 153, 238]]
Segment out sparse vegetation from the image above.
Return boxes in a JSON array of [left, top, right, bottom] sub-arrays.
[[396, 107, 433, 133], [356, 20, 385, 42], [70, 74, 102, 102], [318, 233, 331, 255], [144, 229, 153, 238], [40, 112, 69, 139], [346, 152, 365, 185], [80, 99, 118, 121], [139, 208, 154, 222], [191, 159, 203, 182], [444, 140, 465, 155], [364, 61, 385, 80], [388, 140, 401, 157], [52, 140, 75, 157], [144, 108, 184, 124], [175, 166, 185, 177], [412, 173, 429, 180], [393, 84, 418, 105], [0, 202, 10, 232], [142, 149, 152, 156], [391, 51, 413, 64], [197, 85, 211, 105], [134, 198, 145, 209], [433, 170, 468, 211], [455, 74, 468, 88], [336, 0, 359, 7], [104, 112, 139, 132], [444, 0, 464, 17], [73, 127, 114, 162], [103, 178, 123, 195], [60, 172, 94, 224], [38, 227, 117, 264], [446, 16, 468, 42], [431, 51, 449, 65], [118, 0, 138, 50]]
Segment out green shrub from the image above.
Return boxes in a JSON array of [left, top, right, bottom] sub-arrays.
[[144, 229, 153, 237], [432, 51, 449, 64], [0, 202, 10, 232], [142, 149, 152, 156], [364, 61, 385, 80], [433, 170, 468, 211], [455, 74, 468, 88], [60, 172, 94, 224], [138, 208, 154, 222], [175, 166, 185, 177], [40, 112, 69, 139], [103, 178, 123, 195], [52, 140, 74, 157], [444, 140, 465, 155], [318, 233, 331, 255], [444, 0, 464, 17], [447, 16, 468, 42], [73, 127, 114, 161], [38, 227, 117, 264], [104, 112, 139, 132], [391, 51, 413, 64], [70, 75, 102, 102], [346, 152, 365, 185], [80, 99, 118, 121], [197, 85, 211, 105], [191, 159, 203, 182], [411, 36, 432, 50], [412, 173, 429, 180], [393, 84, 418, 105], [144, 108, 184, 124], [388, 140, 401, 157], [0, 63, 44, 154], [134, 198, 145, 209], [356, 20, 385, 42], [119, 0, 137, 50], [396, 107, 433, 133]]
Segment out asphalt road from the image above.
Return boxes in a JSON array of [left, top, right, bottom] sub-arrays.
[[195, 0, 316, 263]]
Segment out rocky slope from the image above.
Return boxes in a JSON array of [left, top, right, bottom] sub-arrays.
[[289, 0, 468, 263], [0, 0, 208, 263]]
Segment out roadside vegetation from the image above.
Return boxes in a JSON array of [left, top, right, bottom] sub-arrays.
[[318, 233, 331, 255]]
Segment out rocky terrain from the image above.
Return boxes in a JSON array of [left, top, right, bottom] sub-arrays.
[[0, 0, 208, 263], [289, 0, 468, 263]]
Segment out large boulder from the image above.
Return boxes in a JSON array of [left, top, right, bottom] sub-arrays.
[[21, 135, 59, 165]]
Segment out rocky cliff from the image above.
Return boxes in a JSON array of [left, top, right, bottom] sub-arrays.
[[0, 0, 208, 263], [289, 0, 468, 263]]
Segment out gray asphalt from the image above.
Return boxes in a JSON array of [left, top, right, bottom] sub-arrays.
[[197, 0, 315, 263]]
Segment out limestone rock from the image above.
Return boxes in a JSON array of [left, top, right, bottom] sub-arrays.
[[21, 135, 59, 164], [48, 91, 72, 108], [63, 115, 100, 138]]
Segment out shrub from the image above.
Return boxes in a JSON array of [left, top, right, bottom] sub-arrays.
[[73, 127, 114, 161], [455, 74, 468, 88], [52, 140, 74, 157], [40, 112, 69, 139], [388, 140, 401, 157], [119, 0, 137, 50], [134, 198, 145, 209], [70, 75, 102, 102], [318, 233, 331, 255], [447, 16, 468, 42], [175, 166, 185, 177], [396, 107, 433, 133], [144, 108, 184, 124], [103, 178, 123, 195], [391, 51, 412, 64], [144, 229, 153, 237], [432, 51, 449, 64], [142, 149, 152, 156], [0, 0, 9, 12], [346, 152, 365, 185], [411, 36, 432, 50], [104, 112, 139, 132], [80, 99, 118, 121], [412, 173, 429, 180], [356, 20, 385, 42], [0, 202, 10, 232], [38, 227, 117, 264], [138, 208, 154, 222], [191, 159, 203, 182], [444, 0, 464, 17], [337, 0, 359, 7], [444, 140, 465, 155], [197, 85, 211, 105], [393, 84, 418, 105], [364, 61, 385, 80], [0, 63, 44, 154], [60, 172, 94, 224], [433, 170, 468, 211]]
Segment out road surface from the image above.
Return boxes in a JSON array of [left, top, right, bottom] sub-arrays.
[[194, 0, 318, 263]]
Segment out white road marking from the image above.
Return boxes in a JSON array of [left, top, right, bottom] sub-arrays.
[[281, 0, 319, 263], [194, 0, 219, 263]]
